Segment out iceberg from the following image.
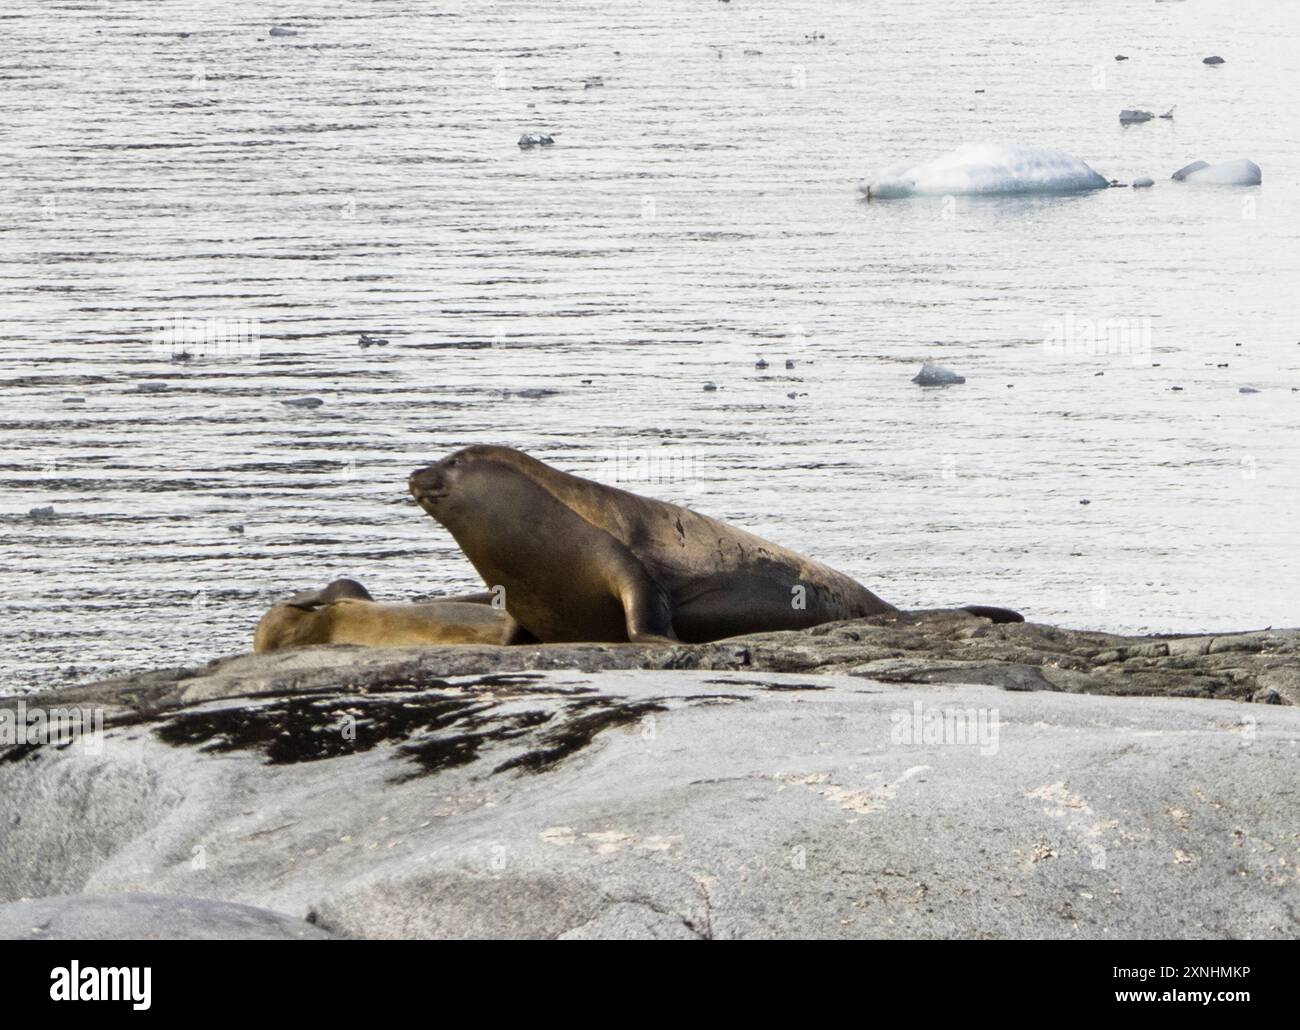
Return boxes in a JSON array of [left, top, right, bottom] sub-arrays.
[[1171, 158, 1261, 185], [860, 143, 1109, 199]]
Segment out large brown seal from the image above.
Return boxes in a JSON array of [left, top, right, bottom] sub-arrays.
[[409, 446, 1022, 645], [253, 578, 507, 652]]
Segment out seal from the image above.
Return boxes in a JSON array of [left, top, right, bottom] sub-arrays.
[[408, 446, 1024, 645], [253, 578, 507, 652]]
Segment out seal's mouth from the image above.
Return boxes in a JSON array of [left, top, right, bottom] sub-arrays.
[[412, 490, 446, 510], [408, 469, 447, 510]]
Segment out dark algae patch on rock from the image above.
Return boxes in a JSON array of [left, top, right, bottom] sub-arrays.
[[493, 698, 668, 775], [143, 680, 677, 781], [152, 692, 494, 767]]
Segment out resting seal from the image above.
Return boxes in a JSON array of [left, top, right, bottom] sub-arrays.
[[253, 578, 506, 652], [409, 446, 1022, 645]]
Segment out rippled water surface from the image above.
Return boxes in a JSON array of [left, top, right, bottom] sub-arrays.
[[3, 0, 1299, 693]]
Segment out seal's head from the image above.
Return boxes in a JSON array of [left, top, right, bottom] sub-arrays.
[[253, 578, 375, 652], [409, 446, 534, 533], [410, 449, 474, 524]]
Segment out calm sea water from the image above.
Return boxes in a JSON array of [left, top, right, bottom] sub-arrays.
[[3, 0, 1298, 693]]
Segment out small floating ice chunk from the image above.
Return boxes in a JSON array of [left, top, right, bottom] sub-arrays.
[[861, 144, 1109, 199], [1202, 55, 1225, 65], [1172, 158, 1261, 185], [283, 396, 324, 409], [1132, 176, 1154, 188], [1239, 386, 1260, 394], [269, 26, 298, 37], [1119, 109, 1153, 123], [912, 361, 966, 386], [518, 133, 555, 148]]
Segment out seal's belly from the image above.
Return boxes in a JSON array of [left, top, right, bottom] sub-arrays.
[[667, 566, 883, 642]]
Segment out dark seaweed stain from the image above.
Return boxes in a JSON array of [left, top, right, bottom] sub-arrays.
[[493, 700, 667, 775], [700, 678, 830, 691], [682, 693, 751, 705], [153, 693, 493, 765], [392, 708, 554, 781], [0, 741, 42, 764], [147, 680, 662, 781]]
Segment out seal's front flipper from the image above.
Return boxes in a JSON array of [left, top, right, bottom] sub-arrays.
[[961, 605, 1025, 624], [501, 616, 541, 645], [616, 566, 678, 644]]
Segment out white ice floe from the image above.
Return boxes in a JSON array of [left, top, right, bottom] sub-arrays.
[[860, 143, 1109, 199], [1171, 158, 1261, 185]]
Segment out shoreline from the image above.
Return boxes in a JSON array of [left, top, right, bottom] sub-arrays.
[[8, 609, 1298, 717]]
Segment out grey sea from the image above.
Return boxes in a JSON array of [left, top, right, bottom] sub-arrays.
[[2, 0, 1298, 693]]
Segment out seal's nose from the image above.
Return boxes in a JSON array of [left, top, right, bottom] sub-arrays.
[[408, 465, 440, 498]]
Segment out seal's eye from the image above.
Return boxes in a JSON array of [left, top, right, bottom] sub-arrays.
[[447, 458, 459, 468]]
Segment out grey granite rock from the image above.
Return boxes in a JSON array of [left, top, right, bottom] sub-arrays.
[[2, 667, 1297, 939], [0, 893, 336, 940]]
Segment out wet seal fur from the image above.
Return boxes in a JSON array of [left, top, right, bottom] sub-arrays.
[[409, 446, 1022, 645], [253, 578, 506, 652]]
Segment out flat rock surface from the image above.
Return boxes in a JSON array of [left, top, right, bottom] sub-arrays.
[[15, 611, 1298, 717], [2, 668, 1297, 939], [0, 893, 336, 940]]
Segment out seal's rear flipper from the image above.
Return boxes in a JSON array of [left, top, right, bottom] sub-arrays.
[[961, 605, 1025, 624], [440, 590, 498, 606], [285, 578, 374, 609]]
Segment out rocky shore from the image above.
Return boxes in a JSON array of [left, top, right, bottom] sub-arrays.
[[23, 610, 1300, 715], [2, 612, 1297, 939]]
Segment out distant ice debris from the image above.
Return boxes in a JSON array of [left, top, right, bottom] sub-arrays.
[[269, 26, 298, 37], [1119, 109, 1153, 123], [1132, 176, 1154, 188], [1171, 158, 1261, 185], [1203, 55, 1225, 65], [518, 133, 555, 148], [912, 361, 966, 386], [860, 144, 1109, 199]]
